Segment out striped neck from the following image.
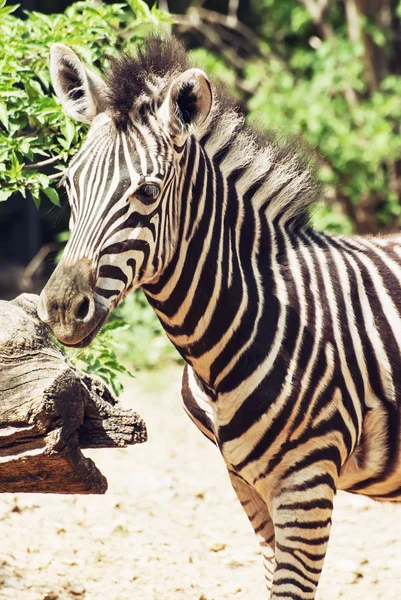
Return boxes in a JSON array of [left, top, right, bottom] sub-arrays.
[[143, 132, 289, 390]]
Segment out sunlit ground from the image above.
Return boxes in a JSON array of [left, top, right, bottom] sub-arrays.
[[0, 366, 400, 599]]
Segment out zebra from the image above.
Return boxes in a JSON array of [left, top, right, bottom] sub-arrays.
[[37, 37, 401, 599]]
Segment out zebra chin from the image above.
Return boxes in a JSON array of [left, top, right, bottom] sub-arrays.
[[38, 297, 110, 349], [57, 311, 109, 348]]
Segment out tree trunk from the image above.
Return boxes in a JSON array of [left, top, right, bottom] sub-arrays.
[[0, 294, 147, 494], [345, 0, 389, 92]]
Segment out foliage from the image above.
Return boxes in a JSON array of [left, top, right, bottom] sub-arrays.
[[60, 290, 182, 395], [245, 32, 401, 232], [0, 0, 169, 206], [113, 291, 183, 371], [190, 0, 401, 234], [274, 1, 401, 233], [62, 316, 133, 397]]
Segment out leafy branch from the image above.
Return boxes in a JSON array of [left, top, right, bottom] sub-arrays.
[[0, 0, 169, 207]]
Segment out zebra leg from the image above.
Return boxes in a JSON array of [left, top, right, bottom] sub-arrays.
[[180, 365, 217, 443], [268, 472, 336, 600], [228, 470, 276, 593]]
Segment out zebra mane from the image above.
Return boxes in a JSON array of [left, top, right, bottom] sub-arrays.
[[106, 36, 321, 226], [106, 37, 189, 127], [202, 107, 321, 226]]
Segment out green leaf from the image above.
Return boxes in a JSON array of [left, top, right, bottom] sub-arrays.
[[0, 190, 12, 202], [31, 189, 41, 208], [0, 2, 19, 16], [35, 172, 49, 188], [62, 118, 76, 148], [43, 186, 60, 206], [0, 102, 9, 130], [126, 0, 158, 23], [102, 319, 129, 331], [10, 151, 22, 178]]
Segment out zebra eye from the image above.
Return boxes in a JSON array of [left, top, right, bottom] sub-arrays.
[[136, 183, 161, 202]]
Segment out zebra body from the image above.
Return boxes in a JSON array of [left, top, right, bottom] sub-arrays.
[[180, 232, 401, 500], [38, 38, 401, 599]]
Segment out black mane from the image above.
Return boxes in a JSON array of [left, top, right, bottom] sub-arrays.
[[106, 37, 189, 125]]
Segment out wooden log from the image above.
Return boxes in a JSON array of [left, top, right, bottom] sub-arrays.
[[0, 294, 147, 494]]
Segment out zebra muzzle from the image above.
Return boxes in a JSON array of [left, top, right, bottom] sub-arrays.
[[37, 257, 109, 347]]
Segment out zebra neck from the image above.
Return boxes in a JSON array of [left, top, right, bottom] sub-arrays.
[[143, 137, 285, 391]]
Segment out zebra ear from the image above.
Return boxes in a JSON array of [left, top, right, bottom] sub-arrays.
[[159, 68, 212, 141], [50, 43, 108, 123]]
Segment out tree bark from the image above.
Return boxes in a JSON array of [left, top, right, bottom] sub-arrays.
[[0, 294, 147, 495], [345, 0, 389, 92], [299, 0, 334, 39]]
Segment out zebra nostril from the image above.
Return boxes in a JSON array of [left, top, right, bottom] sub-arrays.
[[75, 297, 91, 322]]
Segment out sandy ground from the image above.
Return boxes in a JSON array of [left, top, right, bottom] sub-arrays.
[[1, 366, 401, 600]]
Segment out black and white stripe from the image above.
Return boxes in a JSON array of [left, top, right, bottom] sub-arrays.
[[48, 38, 401, 599]]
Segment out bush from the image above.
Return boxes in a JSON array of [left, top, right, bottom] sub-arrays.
[[189, 0, 401, 235], [0, 0, 169, 206], [113, 291, 183, 371]]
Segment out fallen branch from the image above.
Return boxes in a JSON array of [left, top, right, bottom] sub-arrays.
[[0, 294, 147, 494]]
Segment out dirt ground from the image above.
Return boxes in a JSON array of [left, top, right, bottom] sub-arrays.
[[1, 366, 401, 600]]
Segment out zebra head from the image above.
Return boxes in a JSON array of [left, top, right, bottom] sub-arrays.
[[38, 39, 212, 347]]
